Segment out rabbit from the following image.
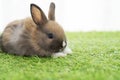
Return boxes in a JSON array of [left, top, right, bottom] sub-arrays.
[[0, 2, 72, 57]]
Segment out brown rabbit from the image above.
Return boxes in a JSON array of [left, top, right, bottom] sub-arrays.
[[0, 2, 72, 57]]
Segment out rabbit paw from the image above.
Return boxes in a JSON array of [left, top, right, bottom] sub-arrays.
[[63, 46, 72, 54], [52, 52, 67, 58]]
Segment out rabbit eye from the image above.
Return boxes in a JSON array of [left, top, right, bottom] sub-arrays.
[[47, 33, 53, 39]]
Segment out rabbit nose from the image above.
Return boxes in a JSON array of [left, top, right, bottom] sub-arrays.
[[59, 41, 66, 52], [62, 41, 66, 48]]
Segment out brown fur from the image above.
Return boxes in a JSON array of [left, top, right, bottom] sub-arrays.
[[0, 3, 67, 57], [2, 20, 23, 47], [48, 2, 55, 20]]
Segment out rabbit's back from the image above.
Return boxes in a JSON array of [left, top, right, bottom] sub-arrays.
[[6, 20, 24, 44], [1, 18, 37, 56]]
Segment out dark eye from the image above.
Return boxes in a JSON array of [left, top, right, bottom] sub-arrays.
[[47, 33, 53, 39]]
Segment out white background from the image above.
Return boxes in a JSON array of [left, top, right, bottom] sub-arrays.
[[0, 0, 120, 32]]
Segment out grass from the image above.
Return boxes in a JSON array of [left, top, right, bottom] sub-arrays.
[[0, 32, 120, 80]]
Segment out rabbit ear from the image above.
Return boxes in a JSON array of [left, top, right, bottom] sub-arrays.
[[48, 2, 55, 21], [31, 4, 47, 25]]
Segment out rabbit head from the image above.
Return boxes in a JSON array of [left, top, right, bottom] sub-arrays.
[[30, 3, 67, 53]]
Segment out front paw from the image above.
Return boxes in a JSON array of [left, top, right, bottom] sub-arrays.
[[51, 52, 67, 58], [63, 46, 72, 54]]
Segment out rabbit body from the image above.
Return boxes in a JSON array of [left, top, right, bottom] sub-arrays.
[[0, 3, 70, 57]]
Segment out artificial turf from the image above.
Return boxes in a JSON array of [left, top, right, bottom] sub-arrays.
[[0, 32, 120, 80]]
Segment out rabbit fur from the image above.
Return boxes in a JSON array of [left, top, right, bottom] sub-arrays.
[[0, 2, 72, 57]]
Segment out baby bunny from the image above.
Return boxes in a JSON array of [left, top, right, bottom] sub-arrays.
[[0, 2, 72, 57]]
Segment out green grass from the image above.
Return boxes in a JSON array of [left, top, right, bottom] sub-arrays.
[[0, 32, 120, 80]]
